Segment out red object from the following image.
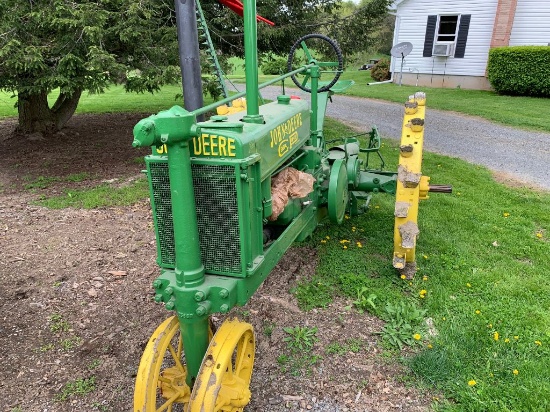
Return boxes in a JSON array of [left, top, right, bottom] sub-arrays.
[[218, 0, 275, 26], [290, 95, 301, 100]]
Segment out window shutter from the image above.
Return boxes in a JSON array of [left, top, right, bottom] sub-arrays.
[[423, 15, 437, 57], [454, 14, 471, 58]]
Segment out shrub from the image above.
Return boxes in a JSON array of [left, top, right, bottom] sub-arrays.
[[487, 46, 550, 97], [370, 58, 391, 81], [261, 58, 289, 75]]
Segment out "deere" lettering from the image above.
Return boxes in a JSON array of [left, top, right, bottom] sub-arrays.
[[193, 134, 236, 157]]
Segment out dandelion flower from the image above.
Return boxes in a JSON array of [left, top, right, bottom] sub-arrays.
[[413, 333, 421, 340], [325, 236, 330, 240], [535, 340, 542, 346], [352, 227, 356, 232], [344, 215, 350, 220], [427, 343, 433, 349], [503, 212, 510, 217], [494, 332, 499, 341], [343, 245, 348, 249], [513, 369, 519, 375], [514, 336, 519, 340], [536, 233, 543, 238], [320, 239, 327, 244], [466, 283, 471, 288], [468, 380, 477, 386], [419, 289, 427, 298], [400, 274, 407, 280], [505, 338, 510, 343], [475, 310, 481, 315], [374, 205, 380, 209], [423, 254, 429, 259], [356, 242, 362, 248], [423, 276, 428, 281], [442, 317, 446, 321]]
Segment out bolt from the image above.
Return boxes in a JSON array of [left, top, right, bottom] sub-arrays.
[[154, 294, 163, 303], [219, 289, 229, 299], [195, 306, 207, 316], [153, 280, 162, 289], [194, 291, 205, 302], [220, 304, 229, 313], [165, 287, 174, 296], [165, 301, 175, 310]]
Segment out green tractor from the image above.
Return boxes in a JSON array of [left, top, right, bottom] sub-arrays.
[[131, 1, 449, 410]]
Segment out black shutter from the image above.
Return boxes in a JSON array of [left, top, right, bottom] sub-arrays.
[[423, 15, 437, 57], [454, 14, 471, 58]]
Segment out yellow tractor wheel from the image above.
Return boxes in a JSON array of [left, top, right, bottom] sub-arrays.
[[189, 318, 255, 412], [393, 92, 431, 278], [134, 317, 215, 412], [134, 316, 191, 412]]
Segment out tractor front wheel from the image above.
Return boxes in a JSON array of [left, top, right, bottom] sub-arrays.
[[134, 316, 191, 412], [189, 318, 255, 412]]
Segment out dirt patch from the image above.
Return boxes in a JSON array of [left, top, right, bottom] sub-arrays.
[[0, 114, 433, 411], [491, 170, 547, 192]]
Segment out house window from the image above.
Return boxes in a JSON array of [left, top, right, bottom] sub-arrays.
[[437, 15, 459, 42], [423, 14, 471, 58]]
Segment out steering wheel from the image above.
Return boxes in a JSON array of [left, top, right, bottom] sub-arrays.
[[287, 33, 344, 93]]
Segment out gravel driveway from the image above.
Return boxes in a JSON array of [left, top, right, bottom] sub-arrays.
[[232, 83, 550, 190]]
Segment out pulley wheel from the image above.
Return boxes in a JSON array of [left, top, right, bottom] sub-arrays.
[[328, 159, 349, 224]]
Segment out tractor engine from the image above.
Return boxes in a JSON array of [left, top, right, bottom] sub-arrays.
[[145, 95, 323, 280]]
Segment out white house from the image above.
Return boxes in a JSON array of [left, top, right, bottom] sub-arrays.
[[390, 0, 550, 89]]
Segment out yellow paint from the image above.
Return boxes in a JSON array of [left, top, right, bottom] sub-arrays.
[[216, 97, 247, 115], [193, 134, 236, 157], [133, 316, 191, 411], [189, 319, 255, 412], [393, 92, 430, 275], [156, 144, 168, 154], [270, 113, 303, 157]]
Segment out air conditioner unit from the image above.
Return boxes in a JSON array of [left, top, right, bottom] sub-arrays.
[[433, 43, 453, 57]]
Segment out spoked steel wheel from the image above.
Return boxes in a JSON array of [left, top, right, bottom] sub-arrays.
[[134, 316, 190, 412], [134, 317, 214, 412], [189, 318, 255, 412], [287, 33, 343, 93]]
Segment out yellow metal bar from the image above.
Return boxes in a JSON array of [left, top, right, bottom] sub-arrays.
[[393, 92, 429, 278]]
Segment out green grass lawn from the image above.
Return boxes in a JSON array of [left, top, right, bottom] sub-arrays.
[[0, 84, 192, 118], [297, 118, 550, 411]]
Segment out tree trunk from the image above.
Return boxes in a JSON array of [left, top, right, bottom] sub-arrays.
[[51, 90, 82, 131], [16, 89, 82, 136]]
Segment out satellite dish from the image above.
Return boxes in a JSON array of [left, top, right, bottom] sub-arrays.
[[391, 42, 413, 58], [390, 42, 413, 86]]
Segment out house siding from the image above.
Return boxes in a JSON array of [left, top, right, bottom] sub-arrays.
[[509, 0, 550, 45], [393, 0, 498, 77]]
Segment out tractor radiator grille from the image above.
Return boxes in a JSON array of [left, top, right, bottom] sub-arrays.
[[149, 162, 242, 274], [149, 162, 175, 266]]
